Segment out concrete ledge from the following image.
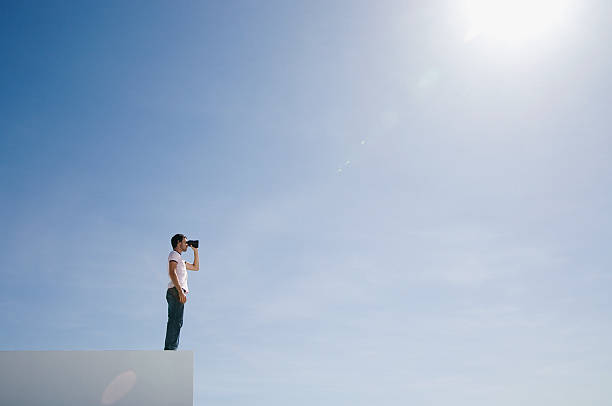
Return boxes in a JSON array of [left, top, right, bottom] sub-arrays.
[[0, 350, 193, 406]]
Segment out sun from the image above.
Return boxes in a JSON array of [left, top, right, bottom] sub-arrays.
[[464, 0, 573, 43]]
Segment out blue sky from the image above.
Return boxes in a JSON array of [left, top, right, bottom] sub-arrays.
[[1, 1, 611, 405]]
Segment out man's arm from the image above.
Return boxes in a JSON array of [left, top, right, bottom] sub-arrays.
[[186, 247, 199, 271], [169, 260, 186, 303]]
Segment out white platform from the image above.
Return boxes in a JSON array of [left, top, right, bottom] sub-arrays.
[[0, 351, 193, 406]]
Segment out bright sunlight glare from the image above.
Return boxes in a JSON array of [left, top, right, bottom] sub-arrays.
[[464, 0, 573, 43]]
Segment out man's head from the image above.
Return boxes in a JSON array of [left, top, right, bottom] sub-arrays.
[[171, 234, 188, 252]]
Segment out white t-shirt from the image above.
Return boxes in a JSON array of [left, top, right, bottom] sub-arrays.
[[168, 250, 189, 293]]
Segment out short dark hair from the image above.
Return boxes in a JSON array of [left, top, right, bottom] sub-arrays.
[[171, 234, 186, 249]]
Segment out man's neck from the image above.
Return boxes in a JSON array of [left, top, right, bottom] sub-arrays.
[[174, 249, 182, 255]]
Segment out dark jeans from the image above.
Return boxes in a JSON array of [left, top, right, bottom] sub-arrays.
[[164, 287, 185, 350]]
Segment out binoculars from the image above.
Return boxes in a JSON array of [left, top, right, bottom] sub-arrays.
[[187, 240, 199, 248]]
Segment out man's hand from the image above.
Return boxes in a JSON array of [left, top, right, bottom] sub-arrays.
[[178, 290, 187, 304]]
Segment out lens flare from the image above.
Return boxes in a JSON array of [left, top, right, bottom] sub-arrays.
[[101, 370, 137, 405]]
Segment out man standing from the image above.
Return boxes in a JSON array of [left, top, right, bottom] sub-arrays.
[[164, 234, 199, 350]]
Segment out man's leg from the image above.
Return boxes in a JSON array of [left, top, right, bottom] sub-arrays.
[[164, 287, 184, 350]]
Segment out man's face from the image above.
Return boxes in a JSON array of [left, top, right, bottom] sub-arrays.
[[179, 237, 188, 252]]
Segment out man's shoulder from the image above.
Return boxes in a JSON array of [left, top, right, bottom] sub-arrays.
[[168, 250, 182, 262]]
